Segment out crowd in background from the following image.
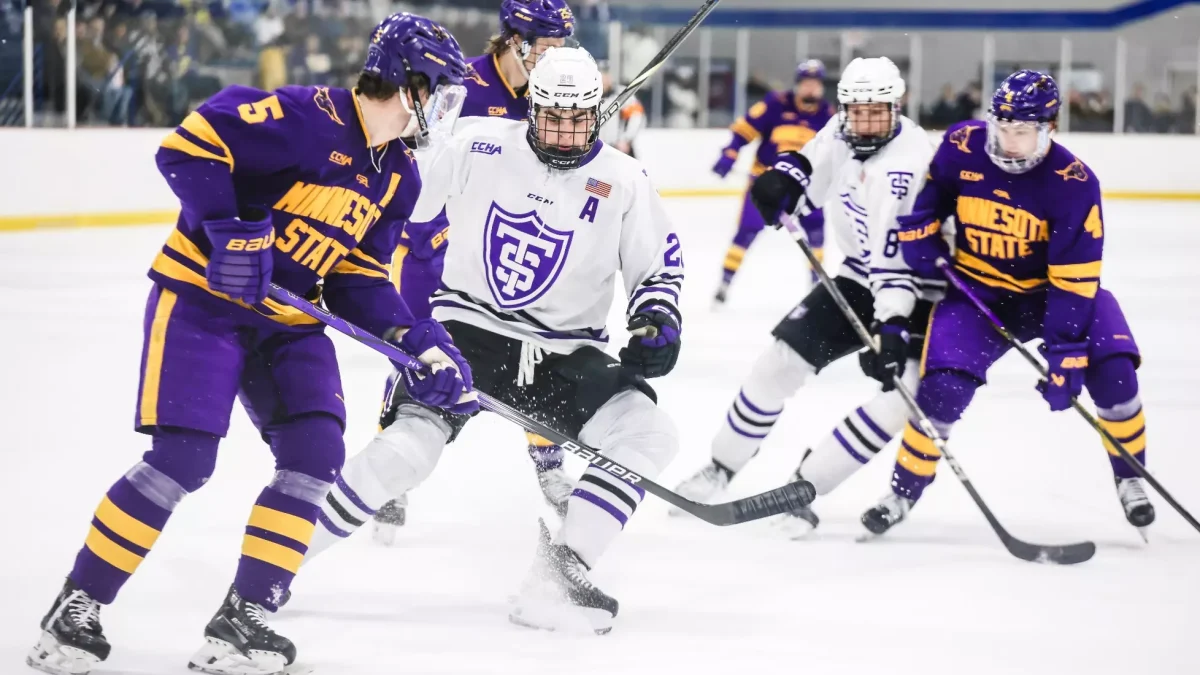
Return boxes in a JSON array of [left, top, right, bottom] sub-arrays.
[[919, 79, 1197, 133], [1, 0, 1196, 134]]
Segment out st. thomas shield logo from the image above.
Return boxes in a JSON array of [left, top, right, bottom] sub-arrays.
[[483, 203, 574, 309]]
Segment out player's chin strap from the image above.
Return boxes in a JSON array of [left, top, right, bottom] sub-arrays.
[[775, 214, 1096, 565], [517, 342, 546, 387]]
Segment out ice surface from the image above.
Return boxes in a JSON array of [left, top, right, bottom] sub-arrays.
[[2, 198, 1198, 675]]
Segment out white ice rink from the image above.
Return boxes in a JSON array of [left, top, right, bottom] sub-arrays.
[[3, 197, 1199, 675]]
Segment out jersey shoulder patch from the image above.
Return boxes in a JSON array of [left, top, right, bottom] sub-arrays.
[[946, 122, 983, 154], [312, 86, 345, 125], [1054, 157, 1090, 183]]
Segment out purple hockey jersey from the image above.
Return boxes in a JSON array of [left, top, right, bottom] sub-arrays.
[[902, 120, 1105, 345], [153, 84, 421, 337], [721, 91, 836, 177]]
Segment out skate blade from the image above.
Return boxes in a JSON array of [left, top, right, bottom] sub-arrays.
[[188, 637, 290, 675], [508, 603, 612, 636], [371, 522, 402, 547], [855, 530, 882, 544], [26, 631, 101, 675], [1136, 526, 1150, 544], [768, 514, 817, 540]]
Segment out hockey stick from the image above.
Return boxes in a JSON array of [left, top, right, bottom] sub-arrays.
[[936, 259, 1200, 535], [775, 215, 1096, 564], [594, 0, 720, 131], [265, 284, 815, 526]]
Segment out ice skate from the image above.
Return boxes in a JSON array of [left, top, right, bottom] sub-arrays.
[[188, 586, 296, 675], [1116, 476, 1155, 540], [26, 579, 110, 675], [712, 281, 730, 307], [509, 519, 618, 635], [371, 494, 408, 547], [669, 461, 733, 517], [861, 492, 914, 536], [537, 467, 573, 519]]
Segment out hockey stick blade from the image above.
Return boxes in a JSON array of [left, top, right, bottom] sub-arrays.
[[597, 0, 720, 129], [265, 285, 816, 526], [777, 217, 1095, 564]]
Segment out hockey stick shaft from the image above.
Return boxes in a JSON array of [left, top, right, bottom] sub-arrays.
[[778, 216, 1094, 563], [936, 259, 1200, 534], [596, 0, 720, 130], [266, 284, 814, 526]]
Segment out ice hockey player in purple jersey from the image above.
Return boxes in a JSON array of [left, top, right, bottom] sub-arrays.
[[26, 14, 475, 675], [712, 59, 836, 305], [374, 0, 579, 539], [868, 70, 1154, 536]]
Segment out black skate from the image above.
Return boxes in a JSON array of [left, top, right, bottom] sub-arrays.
[[371, 494, 408, 547], [1116, 476, 1155, 540], [712, 281, 730, 307], [537, 466, 573, 519], [27, 578, 110, 675], [772, 465, 820, 539], [188, 586, 296, 675], [861, 492, 914, 536], [509, 519, 618, 635]]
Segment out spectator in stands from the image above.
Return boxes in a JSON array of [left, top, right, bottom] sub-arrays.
[[955, 81, 982, 121], [290, 33, 332, 85], [1151, 92, 1175, 133], [1180, 87, 1197, 134], [1124, 83, 1153, 133], [927, 83, 959, 128]]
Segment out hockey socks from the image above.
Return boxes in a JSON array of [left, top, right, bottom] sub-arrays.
[[561, 466, 645, 567]]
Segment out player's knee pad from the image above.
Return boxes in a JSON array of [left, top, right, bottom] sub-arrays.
[[916, 369, 982, 426], [380, 369, 472, 442], [579, 389, 679, 478], [141, 426, 221, 494], [1086, 355, 1139, 410], [742, 339, 816, 404], [269, 412, 345, 483], [358, 404, 452, 499]]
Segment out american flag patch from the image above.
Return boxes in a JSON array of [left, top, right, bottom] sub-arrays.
[[585, 177, 612, 198]]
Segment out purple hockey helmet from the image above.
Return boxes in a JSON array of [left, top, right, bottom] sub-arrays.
[[500, 0, 576, 41], [986, 69, 1060, 173], [363, 13, 467, 92], [362, 13, 469, 146], [794, 59, 826, 83]]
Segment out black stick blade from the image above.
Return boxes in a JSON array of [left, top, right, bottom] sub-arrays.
[[1003, 537, 1096, 565], [690, 479, 817, 527]]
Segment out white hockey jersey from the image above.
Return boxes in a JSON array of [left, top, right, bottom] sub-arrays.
[[800, 115, 943, 322], [410, 117, 684, 355]]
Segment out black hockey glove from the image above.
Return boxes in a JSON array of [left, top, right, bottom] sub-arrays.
[[858, 317, 910, 392], [619, 307, 681, 379], [749, 151, 814, 227]]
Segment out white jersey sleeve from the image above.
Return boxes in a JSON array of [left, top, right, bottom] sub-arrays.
[[862, 119, 936, 323], [408, 118, 491, 223], [620, 170, 684, 325], [799, 116, 845, 212]]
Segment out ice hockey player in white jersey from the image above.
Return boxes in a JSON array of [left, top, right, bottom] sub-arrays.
[[307, 47, 684, 634], [673, 57, 943, 536]]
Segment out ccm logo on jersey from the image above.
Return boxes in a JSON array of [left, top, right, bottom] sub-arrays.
[[560, 441, 644, 484], [527, 193, 554, 204], [471, 141, 502, 155]]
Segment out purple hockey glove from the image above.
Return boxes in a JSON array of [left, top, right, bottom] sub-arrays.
[[620, 307, 681, 378], [749, 151, 813, 226], [396, 319, 479, 414], [203, 207, 274, 304], [712, 150, 737, 178], [896, 211, 949, 279], [1037, 341, 1088, 412]]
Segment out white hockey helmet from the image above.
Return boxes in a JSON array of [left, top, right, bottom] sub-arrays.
[[837, 56, 906, 155], [527, 46, 604, 170]]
